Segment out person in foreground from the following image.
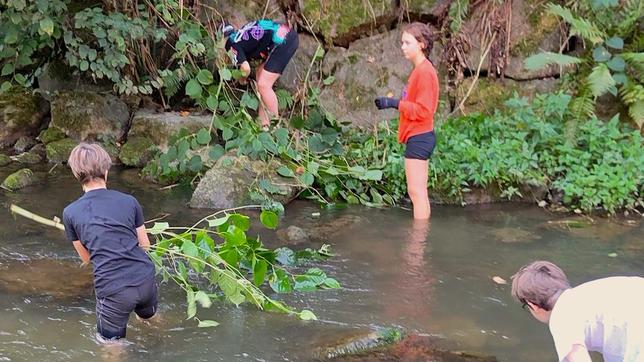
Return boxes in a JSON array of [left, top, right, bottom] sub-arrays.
[[62, 143, 157, 341], [511, 260, 644, 362], [374, 22, 438, 219], [221, 19, 299, 130]]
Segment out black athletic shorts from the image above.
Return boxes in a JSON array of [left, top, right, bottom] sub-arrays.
[[404, 131, 436, 160], [264, 29, 299, 74], [96, 277, 158, 340]]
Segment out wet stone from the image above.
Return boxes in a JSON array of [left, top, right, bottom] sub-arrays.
[[0, 259, 93, 298], [0, 153, 11, 167], [13, 136, 37, 153], [490, 227, 542, 244], [277, 225, 310, 245], [540, 216, 637, 240]]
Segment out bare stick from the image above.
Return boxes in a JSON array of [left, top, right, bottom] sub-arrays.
[[9, 204, 65, 231]]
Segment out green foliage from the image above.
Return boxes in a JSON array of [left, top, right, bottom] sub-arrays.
[[148, 208, 339, 326], [430, 92, 643, 212], [0, 0, 68, 92], [525, 0, 643, 127]]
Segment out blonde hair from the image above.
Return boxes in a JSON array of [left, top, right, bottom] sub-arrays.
[[511, 261, 571, 311], [67, 143, 112, 184]]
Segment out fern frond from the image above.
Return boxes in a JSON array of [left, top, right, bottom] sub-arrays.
[[524, 52, 583, 71], [588, 63, 616, 97], [162, 65, 198, 98], [622, 52, 644, 76], [619, 83, 644, 104], [628, 100, 644, 128], [570, 87, 596, 120], [617, 0, 643, 36], [448, 0, 470, 33], [547, 4, 605, 44]]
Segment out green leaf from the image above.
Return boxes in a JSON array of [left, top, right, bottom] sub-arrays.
[[186, 289, 196, 319], [218, 68, 232, 81], [299, 310, 317, 321], [260, 210, 279, 229], [189, 155, 202, 172], [605, 36, 624, 50], [4, 28, 19, 44], [607, 56, 625, 72], [222, 127, 234, 141], [1, 63, 14, 76], [206, 95, 218, 111], [592, 46, 611, 62], [39, 18, 55, 36], [313, 46, 325, 60], [208, 214, 230, 227], [149, 222, 169, 235], [253, 259, 268, 286], [612, 73, 627, 85], [0, 81, 11, 93], [181, 239, 199, 257], [361, 170, 383, 181], [323, 75, 335, 85], [196, 128, 211, 145], [228, 214, 250, 231], [80, 60, 89, 71], [269, 269, 293, 293], [546, 4, 605, 44], [209, 144, 224, 161], [591, 0, 618, 9], [194, 290, 212, 308], [524, 52, 583, 71], [197, 319, 219, 328], [323, 278, 341, 289], [299, 172, 314, 186], [197, 69, 214, 85], [308, 135, 328, 153], [588, 63, 616, 97], [185, 79, 202, 98], [277, 166, 295, 178]]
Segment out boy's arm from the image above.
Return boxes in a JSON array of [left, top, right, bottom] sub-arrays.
[[72, 240, 90, 265], [564, 344, 592, 362], [137, 225, 151, 251]]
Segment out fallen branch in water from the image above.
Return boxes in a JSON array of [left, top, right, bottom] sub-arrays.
[[9, 204, 65, 231]]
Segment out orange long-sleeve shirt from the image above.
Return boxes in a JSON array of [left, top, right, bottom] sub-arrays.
[[397, 59, 439, 143]]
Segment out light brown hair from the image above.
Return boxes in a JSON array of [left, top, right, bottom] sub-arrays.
[[511, 260, 571, 311], [67, 143, 112, 184], [403, 22, 433, 58]]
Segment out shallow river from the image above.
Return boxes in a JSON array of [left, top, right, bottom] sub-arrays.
[[1, 165, 642, 361]]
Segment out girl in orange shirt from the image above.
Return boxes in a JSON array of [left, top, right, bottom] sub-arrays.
[[375, 22, 439, 219]]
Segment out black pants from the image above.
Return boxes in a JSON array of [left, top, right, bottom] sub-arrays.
[[96, 278, 157, 339]]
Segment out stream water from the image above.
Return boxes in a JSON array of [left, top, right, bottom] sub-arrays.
[[1, 165, 642, 361]]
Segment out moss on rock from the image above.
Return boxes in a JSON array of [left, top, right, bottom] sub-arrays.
[[1, 168, 36, 191], [16, 151, 44, 165], [38, 127, 66, 144], [0, 154, 11, 167], [0, 87, 50, 147], [119, 137, 157, 167], [46, 138, 78, 163]]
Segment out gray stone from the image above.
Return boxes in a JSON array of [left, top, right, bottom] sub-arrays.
[[128, 110, 213, 151], [0, 87, 50, 148], [15, 150, 44, 165], [190, 155, 300, 209], [49, 91, 130, 142], [36, 60, 112, 100], [277, 225, 310, 244], [200, 0, 285, 27], [278, 34, 321, 92], [13, 136, 36, 153]]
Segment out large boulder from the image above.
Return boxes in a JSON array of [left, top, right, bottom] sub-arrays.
[[278, 33, 321, 92], [119, 136, 157, 167], [45, 138, 78, 163], [36, 60, 113, 100], [300, 0, 395, 46], [0, 87, 50, 148], [0, 153, 12, 167], [319, 28, 445, 126], [455, 77, 558, 114], [1, 168, 37, 191], [462, 0, 564, 80], [200, 0, 285, 26], [402, 0, 452, 19], [190, 155, 300, 209], [49, 91, 130, 142], [127, 110, 213, 152]]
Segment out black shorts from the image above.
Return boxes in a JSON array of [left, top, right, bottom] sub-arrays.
[[404, 131, 436, 160], [264, 29, 299, 74], [96, 277, 158, 340]]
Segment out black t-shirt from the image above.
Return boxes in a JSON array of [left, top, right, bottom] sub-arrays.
[[225, 19, 287, 65], [63, 189, 155, 298]]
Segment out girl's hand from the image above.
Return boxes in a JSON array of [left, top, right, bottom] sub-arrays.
[[240, 61, 251, 77], [374, 97, 400, 110]]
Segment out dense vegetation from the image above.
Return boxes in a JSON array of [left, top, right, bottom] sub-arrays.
[[0, 0, 642, 214]]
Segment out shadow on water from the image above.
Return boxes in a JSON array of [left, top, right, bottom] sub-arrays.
[[0, 166, 642, 361]]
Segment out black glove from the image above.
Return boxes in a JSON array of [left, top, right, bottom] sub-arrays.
[[374, 97, 399, 110]]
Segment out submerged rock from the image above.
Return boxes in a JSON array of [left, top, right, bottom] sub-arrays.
[[1, 168, 37, 191], [540, 216, 637, 240], [190, 155, 300, 209], [490, 227, 542, 244], [0, 259, 93, 298], [277, 225, 310, 245]]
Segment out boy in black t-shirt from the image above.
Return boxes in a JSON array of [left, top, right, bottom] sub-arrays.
[[62, 143, 157, 341], [222, 19, 299, 130]]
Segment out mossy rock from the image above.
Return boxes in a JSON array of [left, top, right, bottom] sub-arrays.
[[46, 138, 78, 164], [300, 0, 394, 46], [403, 0, 448, 17], [13, 136, 36, 153], [50, 91, 129, 142], [128, 110, 213, 151], [0, 87, 50, 148], [38, 127, 66, 144], [1, 168, 36, 191], [15, 151, 44, 165], [101, 141, 121, 165], [119, 137, 157, 167], [456, 78, 558, 115], [0, 154, 11, 167]]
